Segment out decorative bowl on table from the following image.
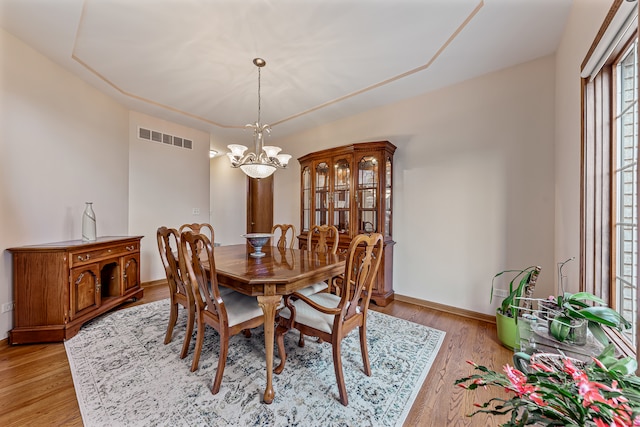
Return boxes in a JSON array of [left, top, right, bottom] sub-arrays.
[[241, 233, 273, 258]]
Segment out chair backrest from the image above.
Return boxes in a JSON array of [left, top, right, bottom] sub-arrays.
[[271, 224, 296, 249], [339, 233, 384, 319], [180, 223, 215, 254], [307, 224, 339, 254], [179, 223, 214, 241], [179, 230, 227, 321], [156, 226, 189, 297]]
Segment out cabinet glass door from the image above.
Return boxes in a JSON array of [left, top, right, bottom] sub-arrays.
[[357, 155, 378, 233], [385, 156, 392, 237], [333, 158, 350, 234], [315, 162, 330, 226], [302, 166, 311, 231]]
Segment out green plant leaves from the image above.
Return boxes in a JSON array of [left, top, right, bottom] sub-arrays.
[[491, 266, 538, 318], [549, 316, 572, 342]]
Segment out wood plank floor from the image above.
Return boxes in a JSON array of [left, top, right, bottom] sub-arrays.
[[0, 284, 513, 426]]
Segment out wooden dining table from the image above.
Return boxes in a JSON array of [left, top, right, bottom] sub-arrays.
[[211, 243, 345, 404]]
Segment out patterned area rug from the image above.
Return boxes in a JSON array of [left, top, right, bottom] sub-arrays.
[[65, 299, 445, 426]]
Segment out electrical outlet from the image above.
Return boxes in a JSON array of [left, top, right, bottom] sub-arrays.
[[1, 301, 15, 313], [192, 208, 200, 215], [492, 289, 509, 298]]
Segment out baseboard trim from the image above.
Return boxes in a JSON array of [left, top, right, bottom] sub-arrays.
[[142, 279, 166, 288], [394, 294, 496, 324]]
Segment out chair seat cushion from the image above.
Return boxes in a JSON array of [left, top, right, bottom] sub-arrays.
[[222, 291, 264, 327], [279, 293, 342, 334], [218, 285, 236, 297], [296, 281, 329, 297]]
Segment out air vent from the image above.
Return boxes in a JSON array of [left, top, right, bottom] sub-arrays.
[[137, 127, 193, 151], [139, 127, 151, 140]]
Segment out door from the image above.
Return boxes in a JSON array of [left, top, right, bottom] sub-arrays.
[[121, 254, 140, 293], [70, 264, 100, 319], [247, 175, 273, 233]]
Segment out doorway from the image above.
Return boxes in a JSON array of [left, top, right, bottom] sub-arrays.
[[246, 175, 273, 233]]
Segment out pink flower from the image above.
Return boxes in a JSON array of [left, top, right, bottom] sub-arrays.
[[531, 362, 554, 373]]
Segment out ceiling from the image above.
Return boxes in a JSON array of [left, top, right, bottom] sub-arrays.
[[0, 0, 573, 149]]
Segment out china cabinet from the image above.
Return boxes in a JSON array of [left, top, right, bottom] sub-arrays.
[[298, 141, 396, 305], [8, 236, 143, 344]]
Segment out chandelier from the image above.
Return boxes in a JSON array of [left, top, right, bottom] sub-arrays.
[[227, 58, 291, 179]]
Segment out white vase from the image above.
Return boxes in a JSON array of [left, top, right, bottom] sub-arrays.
[[82, 202, 97, 241]]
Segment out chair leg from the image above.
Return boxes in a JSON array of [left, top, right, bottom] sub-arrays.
[[359, 325, 371, 376], [242, 329, 252, 338], [212, 333, 229, 394], [190, 314, 205, 372], [180, 303, 195, 359], [274, 324, 288, 375], [298, 331, 305, 347], [164, 301, 178, 344], [332, 340, 348, 406]]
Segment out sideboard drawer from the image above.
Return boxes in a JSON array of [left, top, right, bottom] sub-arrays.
[[70, 242, 139, 267]]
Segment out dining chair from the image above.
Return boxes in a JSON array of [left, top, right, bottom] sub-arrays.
[[156, 226, 196, 360], [179, 230, 265, 393], [179, 222, 214, 244], [274, 233, 384, 406], [299, 224, 339, 296], [296, 224, 341, 346], [271, 223, 296, 249], [306, 224, 339, 255]]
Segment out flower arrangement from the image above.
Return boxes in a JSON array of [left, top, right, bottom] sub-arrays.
[[455, 346, 640, 426]]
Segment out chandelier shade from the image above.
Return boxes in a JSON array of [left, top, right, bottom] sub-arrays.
[[227, 58, 291, 179]]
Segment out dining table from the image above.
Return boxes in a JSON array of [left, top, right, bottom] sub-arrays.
[[211, 243, 345, 404]]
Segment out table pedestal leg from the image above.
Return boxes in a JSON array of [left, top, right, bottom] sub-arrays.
[[257, 295, 281, 404]]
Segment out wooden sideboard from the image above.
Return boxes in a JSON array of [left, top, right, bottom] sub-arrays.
[[7, 236, 143, 344]]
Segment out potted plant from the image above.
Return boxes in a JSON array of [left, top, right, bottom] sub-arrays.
[[538, 257, 631, 346], [455, 345, 640, 426], [543, 292, 631, 346], [491, 265, 542, 350]]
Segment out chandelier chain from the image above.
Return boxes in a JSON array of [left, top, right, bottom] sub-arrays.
[[257, 66, 261, 124]]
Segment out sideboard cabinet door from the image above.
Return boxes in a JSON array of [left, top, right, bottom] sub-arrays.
[[70, 264, 101, 320], [122, 253, 140, 293]]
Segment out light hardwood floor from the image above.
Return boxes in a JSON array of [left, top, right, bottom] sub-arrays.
[[0, 284, 513, 426]]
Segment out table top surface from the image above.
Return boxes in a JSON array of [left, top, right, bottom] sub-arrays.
[[212, 244, 345, 285], [206, 244, 346, 298]]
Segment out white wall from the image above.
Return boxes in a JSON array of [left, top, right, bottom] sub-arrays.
[[128, 111, 210, 282], [0, 29, 130, 339], [224, 55, 558, 317], [209, 155, 247, 246], [554, 0, 613, 294]]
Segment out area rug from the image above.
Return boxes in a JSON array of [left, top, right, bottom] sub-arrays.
[[64, 299, 445, 427]]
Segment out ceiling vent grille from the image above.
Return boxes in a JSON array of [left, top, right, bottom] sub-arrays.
[[138, 127, 193, 151]]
